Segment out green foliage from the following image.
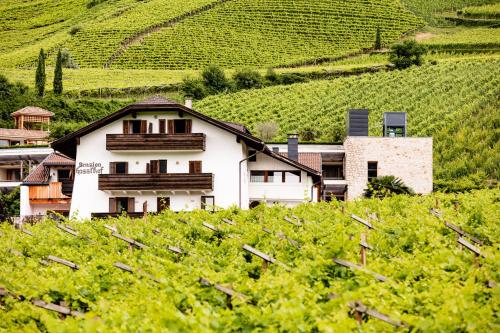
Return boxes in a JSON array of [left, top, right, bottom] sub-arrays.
[[0, 187, 20, 219], [181, 77, 207, 100], [194, 59, 500, 190], [60, 49, 79, 69], [389, 40, 427, 69], [69, 25, 82, 36], [460, 4, 500, 18], [0, 189, 498, 331], [201, 65, 231, 94], [401, 0, 498, 23], [87, 0, 108, 9], [53, 50, 63, 95], [49, 121, 87, 140], [233, 69, 263, 90], [35, 49, 46, 97], [365, 176, 415, 198], [299, 127, 320, 142], [375, 27, 382, 50]]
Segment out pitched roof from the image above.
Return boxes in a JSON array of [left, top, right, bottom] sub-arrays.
[[0, 128, 49, 140], [11, 106, 54, 117], [221, 121, 251, 134], [278, 152, 322, 173], [23, 152, 74, 185], [51, 98, 321, 180]]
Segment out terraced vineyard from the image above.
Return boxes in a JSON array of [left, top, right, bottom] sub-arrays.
[[113, 0, 423, 69], [461, 3, 500, 17], [401, 0, 498, 22], [1, 189, 498, 331], [422, 27, 500, 52], [195, 59, 500, 188]]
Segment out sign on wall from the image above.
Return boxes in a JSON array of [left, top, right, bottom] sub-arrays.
[[76, 162, 104, 175]]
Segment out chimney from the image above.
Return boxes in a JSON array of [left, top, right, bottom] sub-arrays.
[[347, 109, 369, 136], [184, 97, 193, 109], [287, 134, 298, 161]]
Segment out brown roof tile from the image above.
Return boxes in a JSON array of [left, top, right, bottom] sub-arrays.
[[0, 128, 48, 140], [23, 152, 74, 184], [134, 95, 177, 105], [11, 106, 54, 117], [278, 152, 322, 173]]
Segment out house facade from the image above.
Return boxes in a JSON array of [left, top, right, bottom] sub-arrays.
[[51, 97, 321, 219]]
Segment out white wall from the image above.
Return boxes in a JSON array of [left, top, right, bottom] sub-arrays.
[[20, 186, 31, 217], [70, 111, 247, 219], [344, 137, 433, 199], [248, 152, 316, 205], [20, 185, 71, 218]]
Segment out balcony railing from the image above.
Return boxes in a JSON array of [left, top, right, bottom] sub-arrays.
[[98, 173, 214, 191], [28, 182, 71, 203], [106, 133, 206, 151]]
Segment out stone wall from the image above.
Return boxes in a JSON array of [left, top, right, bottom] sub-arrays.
[[344, 137, 433, 199]]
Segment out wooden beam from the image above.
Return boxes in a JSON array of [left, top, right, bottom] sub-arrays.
[[167, 245, 182, 255], [284, 216, 301, 227], [457, 237, 482, 257], [350, 214, 373, 229], [333, 258, 387, 282], [348, 301, 406, 327], [56, 224, 78, 237], [111, 232, 147, 249], [242, 244, 276, 263], [114, 262, 133, 272], [47, 255, 79, 270], [202, 222, 218, 232], [104, 224, 117, 232], [222, 218, 235, 226], [445, 222, 483, 245]]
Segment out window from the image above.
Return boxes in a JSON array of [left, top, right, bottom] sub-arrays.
[[123, 120, 147, 134], [6, 169, 21, 181], [57, 169, 72, 180], [157, 197, 170, 212], [201, 196, 215, 211], [250, 170, 301, 183], [168, 119, 192, 134], [368, 162, 378, 182], [109, 197, 135, 213], [323, 163, 344, 179], [159, 160, 168, 174], [248, 150, 257, 162], [159, 119, 166, 134], [0, 140, 9, 147], [189, 161, 202, 174], [110, 162, 128, 174], [386, 126, 404, 137]]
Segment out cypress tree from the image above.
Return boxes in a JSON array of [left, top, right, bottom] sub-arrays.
[[375, 28, 382, 50], [53, 49, 63, 95], [35, 48, 46, 97]]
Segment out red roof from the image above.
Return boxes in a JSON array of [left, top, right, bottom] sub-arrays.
[[23, 152, 74, 184], [11, 106, 54, 117], [278, 152, 322, 173], [0, 128, 48, 140]]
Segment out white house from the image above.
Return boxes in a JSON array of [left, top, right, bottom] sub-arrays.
[[51, 96, 321, 219]]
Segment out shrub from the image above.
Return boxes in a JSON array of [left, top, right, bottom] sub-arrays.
[[264, 68, 279, 83], [49, 121, 87, 140], [374, 27, 382, 50], [364, 175, 415, 198], [60, 49, 79, 69], [69, 25, 82, 36], [279, 73, 308, 85], [201, 65, 231, 94], [255, 121, 279, 141], [389, 40, 426, 70], [0, 187, 20, 220], [181, 77, 207, 100], [233, 69, 263, 90]]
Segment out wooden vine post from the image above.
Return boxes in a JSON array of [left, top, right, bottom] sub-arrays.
[[199, 278, 246, 310], [348, 301, 406, 327], [359, 234, 369, 266], [143, 201, 148, 221], [458, 237, 483, 268], [242, 244, 276, 273]]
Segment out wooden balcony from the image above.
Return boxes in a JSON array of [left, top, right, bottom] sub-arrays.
[[106, 133, 206, 151], [29, 182, 71, 204], [98, 173, 214, 191]]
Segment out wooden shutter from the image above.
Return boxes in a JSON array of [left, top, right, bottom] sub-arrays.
[[185, 119, 192, 133], [148, 122, 153, 133], [167, 120, 174, 134], [123, 162, 128, 174], [140, 120, 147, 134], [109, 162, 116, 174], [189, 161, 202, 174], [150, 160, 159, 174], [123, 120, 129, 134], [146, 163, 150, 174], [109, 198, 116, 213], [127, 198, 135, 213], [159, 119, 166, 134]]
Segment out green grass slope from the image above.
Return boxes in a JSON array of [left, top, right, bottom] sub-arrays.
[[1, 189, 498, 331], [113, 0, 423, 69], [194, 59, 500, 189]]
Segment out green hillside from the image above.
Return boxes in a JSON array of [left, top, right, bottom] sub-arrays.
[[0, 0, 424, 69], [194, 59, 500, 189], [112, 0, 423, 69], [1, 189, 498, 331], [401, 0, 498, 22]]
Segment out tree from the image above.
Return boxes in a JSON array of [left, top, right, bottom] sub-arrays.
[[53, 49, 63, 95], [181, 77, 207, 100], [233, 68, 263, 90], [374, 27, 382, 50], [35, 48, 46, 97], [389, 40, 426, 70], [201, 65, 231, 94], [364, 175, 415, 198], [255, 121, 279, 141]]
